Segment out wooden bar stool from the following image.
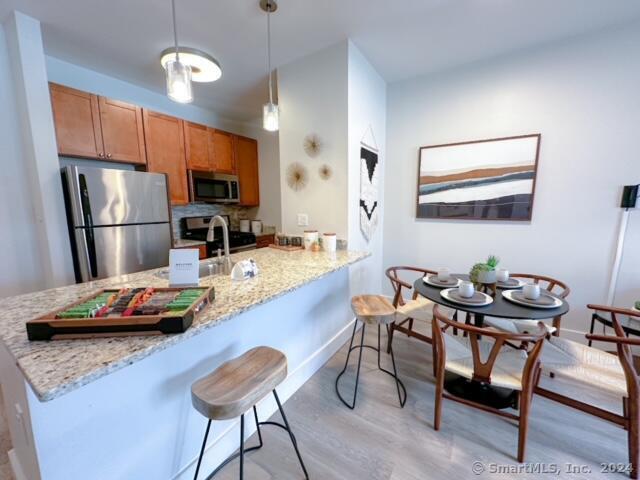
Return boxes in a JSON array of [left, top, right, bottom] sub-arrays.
[[191, 346, 309, 480], [335, 295, 407, 409]]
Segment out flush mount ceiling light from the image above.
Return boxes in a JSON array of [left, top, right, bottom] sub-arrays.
[[160, 47, 222, 83], [164, 0, 193, 103], [261, 0, 279, 132]]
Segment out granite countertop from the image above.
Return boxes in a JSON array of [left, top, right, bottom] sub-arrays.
[[0, 249, 369, 402], [173, 238, 207, 248]]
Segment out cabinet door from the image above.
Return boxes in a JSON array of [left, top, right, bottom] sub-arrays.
[[49, 83, 103, 158], [210, 129, 236, 174], [143, 110, 188, 205], [256, 234, 274, 248], [184, 122, 213, 171], [99, 97, 146, 165], [236, 136, 260, 206]]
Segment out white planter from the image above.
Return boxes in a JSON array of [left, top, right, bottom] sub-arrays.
[[477, 270, 497, 284]]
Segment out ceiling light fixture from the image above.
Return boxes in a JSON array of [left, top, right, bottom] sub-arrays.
[[160, 47, 222, 83], [165, 0, 193, 103], [260, 0, 279, 132]]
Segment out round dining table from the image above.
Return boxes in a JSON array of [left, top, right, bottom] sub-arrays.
[[413, 274, 570, 328], [413, 273, 570, 409]]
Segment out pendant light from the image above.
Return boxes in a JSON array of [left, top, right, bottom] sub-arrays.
[[166, 0, 193, 103], [261, 0, 279, 131]]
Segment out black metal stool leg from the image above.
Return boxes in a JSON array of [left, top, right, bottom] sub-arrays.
[[252, 405, 263, 448], [335, 320, 366, 409], [239, 414, 245, 480], [377, 324, 382, 369], [194, 420, 212, 480], [273, 389, 310, 479], [386, 324, 407, 407]]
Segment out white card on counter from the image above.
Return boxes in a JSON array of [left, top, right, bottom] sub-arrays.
[[169, 249, 199, 286]]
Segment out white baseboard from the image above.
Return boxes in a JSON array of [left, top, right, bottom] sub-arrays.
[[8, 449, 27, 480], [172, 317, 356, 480]]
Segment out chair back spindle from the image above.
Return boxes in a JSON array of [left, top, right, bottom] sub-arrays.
[[385, 266, 436, 308], [433, 305, 546, 386]]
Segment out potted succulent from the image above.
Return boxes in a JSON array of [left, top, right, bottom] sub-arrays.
[[469, 255, 500, 286]]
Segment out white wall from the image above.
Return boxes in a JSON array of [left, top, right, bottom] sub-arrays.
[[1, 12, 75, 296], [347, 41, 387, 293], [0, 23, 44, 297], [278, 42, 349, 237], [384, 23, 640, 339]]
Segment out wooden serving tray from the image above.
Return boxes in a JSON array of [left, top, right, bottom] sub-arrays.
[[26, 286, 214, 341], [269, 244, 304, 252]]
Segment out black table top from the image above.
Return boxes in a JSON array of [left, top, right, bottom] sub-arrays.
[[413, 274, 570, 320]]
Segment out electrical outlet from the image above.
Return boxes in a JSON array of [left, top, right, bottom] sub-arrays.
[[297, 214, 309, 226]]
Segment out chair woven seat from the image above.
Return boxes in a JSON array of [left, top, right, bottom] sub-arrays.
[[540, 337, 627, 397], [485, 317, 557, 335], [443, 333, 529, 391], [396, 297, 456, 323]]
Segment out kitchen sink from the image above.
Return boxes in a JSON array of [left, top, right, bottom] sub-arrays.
[[155, 259, 233, 279]]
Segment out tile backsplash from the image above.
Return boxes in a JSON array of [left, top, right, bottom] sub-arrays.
[[171, 203, 257, 239]]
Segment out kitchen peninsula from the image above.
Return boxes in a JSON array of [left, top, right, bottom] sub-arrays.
[[0, 248, 369, 480]]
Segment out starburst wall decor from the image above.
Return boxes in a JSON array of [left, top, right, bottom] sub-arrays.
[[318, 164, 332, 180], [303, 133, 322, 158], [286, 162, 308, 191]]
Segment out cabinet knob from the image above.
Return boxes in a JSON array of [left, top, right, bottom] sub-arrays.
[[98, 152, 104, 158], [106, 153, 112, 158]]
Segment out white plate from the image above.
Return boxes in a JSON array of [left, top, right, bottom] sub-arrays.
[[440, 288, 493, 307], [502, 289, 562, 309], [423, 275, 461, 288], [495, 278, 525, 289]]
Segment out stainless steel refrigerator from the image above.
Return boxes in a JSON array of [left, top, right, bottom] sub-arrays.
[[62, 165, 172, 282]]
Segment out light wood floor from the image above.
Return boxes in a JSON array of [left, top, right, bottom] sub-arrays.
[[213, 323, 629, 479], [0, 325, 629, 479]]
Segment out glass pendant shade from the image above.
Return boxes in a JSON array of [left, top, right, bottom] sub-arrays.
[[166, 59, 193, 104], [263, 101, 279, 132]]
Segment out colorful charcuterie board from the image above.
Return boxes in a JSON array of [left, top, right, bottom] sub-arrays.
[[26, 286, 214, 341]]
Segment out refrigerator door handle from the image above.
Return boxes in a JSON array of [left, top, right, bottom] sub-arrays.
[[75, 228, 98, 280], [86, 228, 98, 278], [78, 174, 94, 228]]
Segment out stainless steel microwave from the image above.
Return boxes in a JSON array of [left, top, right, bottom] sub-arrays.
[[188, 171, 240, 203]]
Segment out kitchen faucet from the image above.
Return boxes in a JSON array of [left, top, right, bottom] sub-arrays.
[[207, 215, 233, 274]]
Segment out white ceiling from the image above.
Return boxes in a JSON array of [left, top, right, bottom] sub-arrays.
[[2, 0, 640, 122]]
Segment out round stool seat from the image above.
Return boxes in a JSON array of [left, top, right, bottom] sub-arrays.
[[192, 346, 287, 421], [351, 295, 396, 325]]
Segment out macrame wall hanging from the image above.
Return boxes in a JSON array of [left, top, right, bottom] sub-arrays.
[[360, 125, 379, 242]]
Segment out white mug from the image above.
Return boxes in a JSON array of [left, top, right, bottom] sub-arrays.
[[458, 281, 475, 299], [497, 268, 509, 283], [437, 268, 451, 282], [523, 283, 541, 300]]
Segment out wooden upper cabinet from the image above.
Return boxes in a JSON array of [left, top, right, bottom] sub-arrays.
[[50, 83, 103, 158], [142, 110, 188, 205], [49, 83, 146, 165], [210, 129, 236, 174], [98, 97, 146, 164], [236, 136, 260, 207], [184, 122, 213, 171]]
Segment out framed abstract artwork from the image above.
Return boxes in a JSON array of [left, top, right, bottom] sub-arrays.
[[416, 134, 541, 221]]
